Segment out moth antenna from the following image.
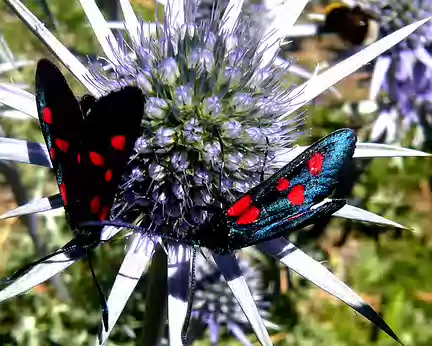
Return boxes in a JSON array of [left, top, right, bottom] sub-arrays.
[[0, 247, 68, 285], [80, 220, 194, 247], [81, 220, 144, 231], [0, 238, 92, 285], [181, 246, 198, 345], [87, 250, 109, 332], [260, 136, 270, 183]]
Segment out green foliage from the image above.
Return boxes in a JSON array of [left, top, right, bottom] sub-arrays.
[[1, 1, 432, 346]]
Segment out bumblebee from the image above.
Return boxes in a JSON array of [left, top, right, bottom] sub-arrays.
[[318, 2, 379, 46]]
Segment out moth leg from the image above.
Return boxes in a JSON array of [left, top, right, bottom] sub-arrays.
[[87, 250, 109, 332]]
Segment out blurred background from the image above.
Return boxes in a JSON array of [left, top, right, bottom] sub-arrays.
[[0, 0, 432, 345]]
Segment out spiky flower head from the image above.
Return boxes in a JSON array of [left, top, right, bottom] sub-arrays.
[[344, 0, 432, 143], [0, 0, 429, 345], [367, 0, 432, 51], [191, 255, 272, 344], [90, 1, 302, 240]]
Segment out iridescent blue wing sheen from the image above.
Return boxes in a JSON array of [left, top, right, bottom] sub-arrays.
[[223, 129, 356, 251]]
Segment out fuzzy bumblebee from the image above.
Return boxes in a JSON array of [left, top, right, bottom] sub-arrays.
[[318, 2, 380, 46]]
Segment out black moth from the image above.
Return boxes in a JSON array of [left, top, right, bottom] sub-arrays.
[[2, 59, 145, 332]]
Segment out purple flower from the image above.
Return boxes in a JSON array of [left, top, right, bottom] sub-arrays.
[[222, 120, 242, 137], [145, 97, 168, 119], [184, 118, 203, 143], [159, 58, 180, 85], [365, 0, 432, 144], [190, 48, 215, 72], [190, 256, 274, 345], [203, 96, 222, 116], [175, 85, 194, 107], [0, 1, 422, 345]]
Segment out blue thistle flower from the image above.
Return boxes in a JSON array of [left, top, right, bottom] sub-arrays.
[[88, 1, 303, 242], [368, 0, 432, 50], [0, 1, 429, 345], [365, 0, 432, 144], [190, 255, 273, 345]]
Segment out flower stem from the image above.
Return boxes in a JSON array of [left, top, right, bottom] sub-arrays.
[[138, 247, 168, 346]]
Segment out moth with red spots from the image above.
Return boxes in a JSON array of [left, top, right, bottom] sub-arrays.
[[179, 129, 356, 254], [36, 59, 144, 243], [1, 59, 145, 331]]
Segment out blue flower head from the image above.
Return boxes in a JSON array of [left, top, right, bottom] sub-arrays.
[[0, 1, 429, 345], [88, 0, 303, 240], [365, 0, 432, 143]]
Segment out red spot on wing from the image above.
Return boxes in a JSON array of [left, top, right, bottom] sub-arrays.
[[105, 169, 113, 182], [90, 152, 105, 166], [77, 154, 81, 164], [91, 196, 101, 214], [59, 183, 67, 206], [308, 153, 325, 176], [227, 195, 252, 217], [55, 139, 70, 152], [276, 178, 290, 191], [100, 206, 110, 221], [43, 107, 53, 124], [288, 185, 305, 205], [111, 135, 126, 151], [237, 206, 261, 225], [50, 148, 56, 161]]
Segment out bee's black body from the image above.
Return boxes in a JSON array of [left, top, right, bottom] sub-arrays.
[[319, 3, 379, 46]]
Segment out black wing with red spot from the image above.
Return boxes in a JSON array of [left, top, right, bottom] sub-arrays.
[[36, 59, 83, 226], [71, 86, 144, 225], [35, 59, 144, 232], [223, 129, 356, 250]]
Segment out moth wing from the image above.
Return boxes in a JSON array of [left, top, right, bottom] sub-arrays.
[[76, 87, 145, 224], [238, 199, 346, 248], [226, 129, 356, 247], [35, 59, 84, 225]]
